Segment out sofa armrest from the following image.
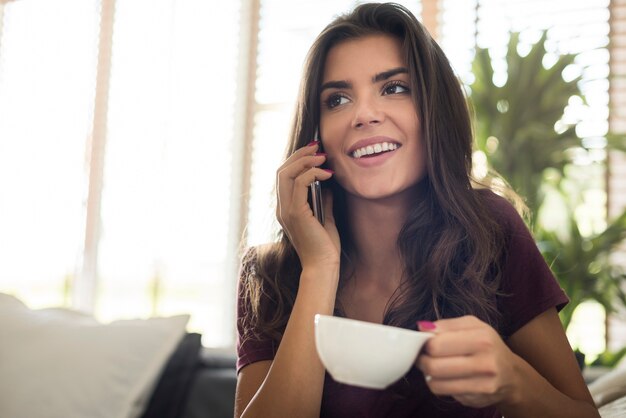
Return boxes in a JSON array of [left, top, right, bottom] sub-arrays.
[[181, 349, 237, 418]]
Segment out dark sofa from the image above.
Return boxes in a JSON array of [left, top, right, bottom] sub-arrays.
[[183, 349, 237, 418], [141, 333, 237, 418]]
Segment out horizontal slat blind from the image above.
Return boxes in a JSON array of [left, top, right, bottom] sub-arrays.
[[607, 0, 626, 351], [0, 0, 99, 308]]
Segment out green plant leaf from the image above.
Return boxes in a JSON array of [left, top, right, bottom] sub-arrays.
[[469, 31, 626, 332]]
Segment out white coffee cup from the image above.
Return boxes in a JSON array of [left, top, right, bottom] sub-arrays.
[[314, 314, 433, 389]]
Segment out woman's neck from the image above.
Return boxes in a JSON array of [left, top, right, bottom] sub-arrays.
[[344, 189, 417, 284]]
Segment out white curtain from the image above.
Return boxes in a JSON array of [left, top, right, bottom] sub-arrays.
[[0, 0, 242, 348]]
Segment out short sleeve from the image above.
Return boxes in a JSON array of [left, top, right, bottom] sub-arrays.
[[235, 247, 277, 374], [487, 194, 569, 338]]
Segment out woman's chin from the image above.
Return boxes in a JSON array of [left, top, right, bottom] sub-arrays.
[[344, 184, 421, 203], [336, 172, 425, 199]]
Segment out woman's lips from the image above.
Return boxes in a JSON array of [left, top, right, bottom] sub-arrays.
[[346, 135, 401, 155], [351, 141, 399, 158], [350, 146, 399, 167], [346, 136, 401, 167]]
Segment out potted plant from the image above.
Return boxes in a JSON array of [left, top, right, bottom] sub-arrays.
[[469, 31, 626, 340]]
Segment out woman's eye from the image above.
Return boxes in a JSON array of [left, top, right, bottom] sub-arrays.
[[325, 94, 350, 109], [383, 82, 409, 95]]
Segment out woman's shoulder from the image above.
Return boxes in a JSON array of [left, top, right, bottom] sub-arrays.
[[239, 244, 267, 279], [475, 188, 529, 233], [239, 241, 288, 283]]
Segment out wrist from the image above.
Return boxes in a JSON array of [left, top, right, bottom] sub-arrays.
[[294, 266, 340, 315], [300, 264, 340, 282], [301, 257, 340, 275], [498, 353, 530, 412]]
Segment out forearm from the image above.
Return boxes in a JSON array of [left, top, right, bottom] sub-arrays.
[[498, 354, 599, 418], [241, 266, 340, 418]]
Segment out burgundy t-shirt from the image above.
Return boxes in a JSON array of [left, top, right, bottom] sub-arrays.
[[236, 192, 569, 417]]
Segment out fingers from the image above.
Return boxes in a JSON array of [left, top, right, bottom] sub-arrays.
[[415, 317, 514, 407], [418, 352, 497, 380], [277, 140, 321, 176], [277, 170, 321, 227], [277, 154, 327, 190], [419, 315, 484, 333], [418, 342, 505, 408], [276, 141, 333, 226], [276, 142, 324, 193], [273, 141, 340, 266], [290, 167, 333, 213], [417, 316, 495, 357], [425, 375, 501, 398], [423, 328, 496, 357]]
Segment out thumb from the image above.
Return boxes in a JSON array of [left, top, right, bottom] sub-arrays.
[[418, 315, 484, 333], [417, 320, 439, 333]]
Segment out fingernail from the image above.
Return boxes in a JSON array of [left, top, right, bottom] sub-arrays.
[[307, 140, 319, 146], [418, 321, 436, 331], [322, 168, 334, 174], [315, 152, 327, 157]]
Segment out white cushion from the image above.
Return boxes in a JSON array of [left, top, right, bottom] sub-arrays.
[[598, 395, 626, 418], [589, 365, 626, 408], [0, 293, 189, 418]]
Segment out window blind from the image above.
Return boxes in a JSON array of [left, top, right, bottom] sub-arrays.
[[98, 0, 242, 347], [609, 1, 626, 220], [607, 0, 626, 352], [0, 0, 99, 307], [0, 0, 244, 348]]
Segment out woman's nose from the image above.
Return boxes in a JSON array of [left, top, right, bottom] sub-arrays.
[[352, 97, 385, 129]]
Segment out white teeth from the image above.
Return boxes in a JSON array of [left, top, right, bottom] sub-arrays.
[[351, 142, 398, 158]]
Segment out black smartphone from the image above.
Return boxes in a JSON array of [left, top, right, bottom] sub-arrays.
[[309, 127, 325, 225]]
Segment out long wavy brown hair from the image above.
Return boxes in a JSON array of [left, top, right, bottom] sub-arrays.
[[239, 2, 510, 345]]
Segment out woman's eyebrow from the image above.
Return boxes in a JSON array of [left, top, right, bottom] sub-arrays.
[[320, 80, 351, 92], [373, 67, 408, 82], [320, 67, 409, 93]]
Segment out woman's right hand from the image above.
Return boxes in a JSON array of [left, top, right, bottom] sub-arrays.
[[276, 141, 340, 269]]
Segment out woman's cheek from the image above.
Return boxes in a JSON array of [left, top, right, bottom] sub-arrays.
[[322, 155, 344, 185], [324, 152, 339, 172]]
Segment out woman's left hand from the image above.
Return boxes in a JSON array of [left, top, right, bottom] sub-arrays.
[[416, 315, 521, 409]]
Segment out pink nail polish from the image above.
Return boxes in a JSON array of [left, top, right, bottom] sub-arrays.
[[315, 152, 327, 157], [418, 321, 436, 331], [322, 168, 334, 174], [307, 140, 319, 147]]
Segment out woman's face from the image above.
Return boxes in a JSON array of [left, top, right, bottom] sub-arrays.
[[319, 34, 426, 201]]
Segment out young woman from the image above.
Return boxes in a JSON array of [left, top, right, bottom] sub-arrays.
[[235, 3, 599, 417]]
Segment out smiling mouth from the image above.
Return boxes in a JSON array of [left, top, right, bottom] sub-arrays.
[[351, 142, 400, 159]]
